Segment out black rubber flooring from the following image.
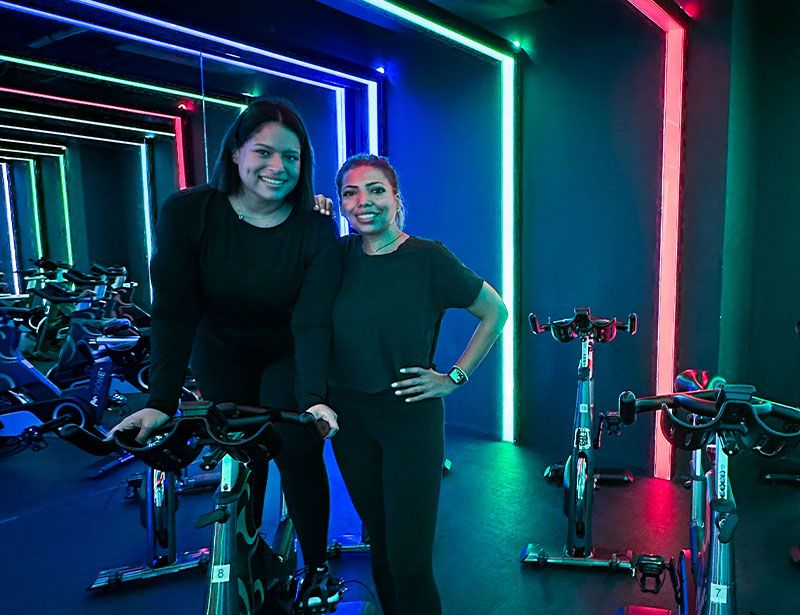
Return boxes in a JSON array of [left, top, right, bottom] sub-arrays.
[[2, 415, 797, 614]]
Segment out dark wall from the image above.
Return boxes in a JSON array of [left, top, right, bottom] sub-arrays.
[[10, 161, 39, 267], [39, 156, 69, 263], [479, 0, 733, 471], [488, 0, 663, 471], [734, 0, 800, 402], [676, 0, 732, 376]]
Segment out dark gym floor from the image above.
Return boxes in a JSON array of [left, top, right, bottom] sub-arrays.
[[2, 403, 798, 614]]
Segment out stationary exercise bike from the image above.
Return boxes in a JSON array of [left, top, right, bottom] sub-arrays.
[[617, 371, 800, 615], [0, 306, 116, 457], [521, 306, 637, 570], [61, 401, 375, 614]]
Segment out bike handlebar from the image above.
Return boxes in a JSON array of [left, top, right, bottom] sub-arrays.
[[60, 401, 319, 472], [529, 306, 637, 343], [617, 380, 800, 456]]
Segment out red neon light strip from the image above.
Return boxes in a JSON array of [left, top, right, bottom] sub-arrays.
[[0, 86, 187, 189], [625, 0, 686, 479]]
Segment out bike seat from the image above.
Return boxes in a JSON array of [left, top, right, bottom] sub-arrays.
[[0, 306, 33, 320], [90, 263, 128, 278], [65, 269, 104, 287], [102, 319, 140, 337], [33, 257, 71, 272], [32, 282, 89, 304]]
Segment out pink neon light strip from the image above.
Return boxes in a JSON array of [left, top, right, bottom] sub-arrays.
[[0, 86, 187, 189], [625, 0, 686, 479]]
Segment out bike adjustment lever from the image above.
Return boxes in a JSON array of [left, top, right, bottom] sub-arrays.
[[195, 507, 230, 529]]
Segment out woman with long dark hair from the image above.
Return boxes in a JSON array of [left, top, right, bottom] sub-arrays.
[[109, 98, 342, 608]]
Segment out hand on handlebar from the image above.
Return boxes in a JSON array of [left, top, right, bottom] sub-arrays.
[[106, 407, 170, 445], [306, 403, 339, 438]]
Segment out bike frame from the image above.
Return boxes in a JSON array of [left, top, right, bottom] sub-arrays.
[[683, 435, 736, 615], [566, 333, 597, 555], [205, 456, 296, 615]]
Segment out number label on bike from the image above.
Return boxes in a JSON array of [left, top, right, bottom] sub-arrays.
[[211, 564, 230, 583], [575, 428, 591, 450], [710, 583, 728, 604]]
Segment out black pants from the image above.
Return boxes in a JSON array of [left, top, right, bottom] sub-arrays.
[[191, 337, 330, 569], [330, 388, 444, 615]]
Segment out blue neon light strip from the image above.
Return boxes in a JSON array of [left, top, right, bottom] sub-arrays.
[[139, 144, 154, 300]]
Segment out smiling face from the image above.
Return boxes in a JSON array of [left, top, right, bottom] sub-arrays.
[[233, 121, 301, 205], [340, 165, 400, 236]]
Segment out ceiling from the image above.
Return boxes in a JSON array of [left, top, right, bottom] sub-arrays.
[[425, 0, 550, 24]]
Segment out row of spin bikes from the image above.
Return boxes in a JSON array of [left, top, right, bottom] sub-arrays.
[[519, 306, 800, 615], [0, 259, 371, 614]]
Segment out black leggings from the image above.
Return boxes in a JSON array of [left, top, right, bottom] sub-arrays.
[[330, 388, 444, 615], [191, 339, 330, 569]]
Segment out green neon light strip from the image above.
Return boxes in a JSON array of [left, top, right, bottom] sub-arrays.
[[0, 138, 66, 150], [361, 0, 518, 442], [57, 154, 73, 264], [0, 107, 174, 136], [28, 160, 43, 257], [361, 0, 511, 61], [0, 124, 140, 146], [0, 156, 34, 162], [0, 53, 245, 111], [0, 148, 63, 158]]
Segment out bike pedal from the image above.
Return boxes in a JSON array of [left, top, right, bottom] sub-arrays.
[[633, 554, 668, 594]]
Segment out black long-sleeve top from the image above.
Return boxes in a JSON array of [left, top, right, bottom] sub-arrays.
[[146, 185, 341, 416]]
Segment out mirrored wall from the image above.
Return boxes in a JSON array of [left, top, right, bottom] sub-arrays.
[[0, 1, 379, 304]]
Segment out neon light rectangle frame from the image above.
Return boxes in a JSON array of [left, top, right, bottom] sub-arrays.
[[625, 0, 686, 479], [0, 85, 188, 188], [1, 1, 380, 162], [357, 0, 518, 442]]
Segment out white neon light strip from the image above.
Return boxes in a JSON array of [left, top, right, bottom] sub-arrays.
[[1, 163, 20, 293], [0, 138, 66, 150], [0, 107, 174, 136], [0, 124, 140, 146], [360, 0, 517, 442], [0, 148, 63, 158]]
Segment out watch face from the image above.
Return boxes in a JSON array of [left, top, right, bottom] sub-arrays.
[[448, 367, 467, 385]]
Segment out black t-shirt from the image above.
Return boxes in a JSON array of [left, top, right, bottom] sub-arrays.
[[330, 235, 484, 393], [146, 185, 341, 415]]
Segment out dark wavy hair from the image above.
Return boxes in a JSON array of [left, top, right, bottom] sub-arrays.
[[335, 154, 406, 229], [210, 97, 315, 209]]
